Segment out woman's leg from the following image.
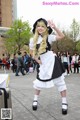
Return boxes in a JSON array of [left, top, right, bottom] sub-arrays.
[[54, 78, 68, 115], [60, 90, 68, 115], [32, 89, 41, 110], [33, 89, 40, 100]]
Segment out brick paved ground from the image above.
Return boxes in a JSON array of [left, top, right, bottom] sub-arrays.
[[0, 69, 80, 120]]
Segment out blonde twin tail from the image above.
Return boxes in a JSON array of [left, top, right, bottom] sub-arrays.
[[33, 28, 48, 57], [38, 30, 48, 55], [33, 29, 39, 58]]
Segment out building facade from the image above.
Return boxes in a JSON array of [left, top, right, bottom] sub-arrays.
[[0, 0, 17, 57], [0, 0, 17, 27]]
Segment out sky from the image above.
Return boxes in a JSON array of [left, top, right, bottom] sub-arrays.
[[17, 0, 80, 30]]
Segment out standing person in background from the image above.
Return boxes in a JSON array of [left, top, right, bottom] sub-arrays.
[[72, 53, 79, 73], [62, 52, 70, 75], [2, 54, 7, 70], [23, 52, 30, 73], [29, 18, 68, 115], [0, 58, 2, 69], [11, 54, 17, 73], [67, 52, 72, 74], [78, 54, 80, 68], [15, 51, 25, 76]]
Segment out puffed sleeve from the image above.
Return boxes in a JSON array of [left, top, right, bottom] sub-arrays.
[[29, 38, 34, 50], [48, 34, 56, 44]]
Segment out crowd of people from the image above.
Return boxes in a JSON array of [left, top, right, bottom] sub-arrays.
[[0, 54, 10, 70], [57, 52, 80, 74], [0, 51, 80, 76], [0, 51, 80, 75], [10, 51, 37, 76]]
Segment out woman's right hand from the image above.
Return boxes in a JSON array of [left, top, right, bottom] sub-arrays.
[[34, 57, 42, 64], [47, 20, 56, 29]]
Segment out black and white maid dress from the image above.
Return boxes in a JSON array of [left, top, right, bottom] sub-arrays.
[[29, 34, 66, 91]]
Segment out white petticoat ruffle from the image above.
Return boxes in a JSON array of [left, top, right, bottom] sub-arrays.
[[33, 74, 65, 90], [33, 79, 54, 89]]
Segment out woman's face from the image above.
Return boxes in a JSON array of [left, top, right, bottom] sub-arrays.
[[36, 21, 47, 35]]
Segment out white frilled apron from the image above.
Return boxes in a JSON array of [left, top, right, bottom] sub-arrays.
[[29, 35, 65, 89]]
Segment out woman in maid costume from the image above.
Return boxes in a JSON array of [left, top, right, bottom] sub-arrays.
[[29, 18, 68, 115]]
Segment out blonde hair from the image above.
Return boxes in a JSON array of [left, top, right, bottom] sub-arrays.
[[33, 21, 48, 57]]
